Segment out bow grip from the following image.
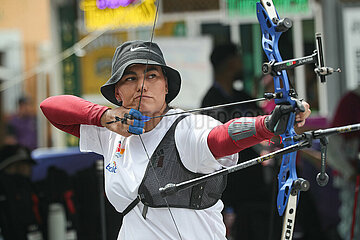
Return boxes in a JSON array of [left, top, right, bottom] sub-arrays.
[[272, 102, 303, 135], [294, 99, 305, 113], [274, 114, 291, 136]]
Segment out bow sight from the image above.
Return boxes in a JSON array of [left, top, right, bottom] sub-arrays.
[[262, 33, 341, 83]]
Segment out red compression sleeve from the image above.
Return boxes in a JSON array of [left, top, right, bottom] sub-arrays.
[[207, 116, 274, 158], [40, 95, 109, 138]]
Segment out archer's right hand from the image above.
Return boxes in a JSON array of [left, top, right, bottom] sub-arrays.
[[101, 107, 145, 137]]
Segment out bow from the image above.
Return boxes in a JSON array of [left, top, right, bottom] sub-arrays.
[[256, 0, 300, 219], [256, 1, 338, 239]]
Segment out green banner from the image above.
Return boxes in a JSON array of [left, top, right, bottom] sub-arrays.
[[227, 0, 310, 18], [59, 4, 81, 96]]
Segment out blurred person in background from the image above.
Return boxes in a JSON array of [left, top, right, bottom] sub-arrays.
[[328, 85, 360, 240], [5, 96, 38, 150], [40, 40, 311, 240], [0, 144, 44, 240], [201, 42, 263, 121], [201, 43, 272, 239]]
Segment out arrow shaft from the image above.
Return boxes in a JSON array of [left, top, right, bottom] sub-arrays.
[[150, 97, 267, 120]]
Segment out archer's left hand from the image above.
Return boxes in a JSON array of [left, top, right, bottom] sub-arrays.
[[265, 101, 311, 135], [295, 101, 311, 127]]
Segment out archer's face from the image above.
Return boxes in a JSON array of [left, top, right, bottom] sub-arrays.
[[115, 64, 168, 116]]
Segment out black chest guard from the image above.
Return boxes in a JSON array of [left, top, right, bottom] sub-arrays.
[[137, 115, 227, 210]]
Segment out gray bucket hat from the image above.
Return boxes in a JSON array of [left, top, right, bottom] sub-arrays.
[[101, 40, 181, 106]]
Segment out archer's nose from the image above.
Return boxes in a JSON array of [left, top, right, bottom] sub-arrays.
[[137, 78, 148, 92]]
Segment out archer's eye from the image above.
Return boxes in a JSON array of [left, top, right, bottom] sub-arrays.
[[147, 73, 157, 79], [124, 76, 136, 82]]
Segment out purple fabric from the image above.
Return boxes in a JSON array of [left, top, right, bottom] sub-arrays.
[[96, 0, 138, 9], [8, 115, 37, 150]]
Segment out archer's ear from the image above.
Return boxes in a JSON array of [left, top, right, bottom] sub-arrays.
[[165, 77, 169, 94], [114, 86, 122, 103]]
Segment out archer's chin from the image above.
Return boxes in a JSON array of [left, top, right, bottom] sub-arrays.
[[138, 105, 165, 117]]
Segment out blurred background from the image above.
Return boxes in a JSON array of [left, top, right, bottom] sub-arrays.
[[0, 0, 360, 239]]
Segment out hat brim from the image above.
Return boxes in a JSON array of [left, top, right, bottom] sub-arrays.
[[101, 59, 181, 106]]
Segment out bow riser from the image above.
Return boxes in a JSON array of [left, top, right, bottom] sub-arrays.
[[256, 3, 294, 104], [256, 2, 298, 216]]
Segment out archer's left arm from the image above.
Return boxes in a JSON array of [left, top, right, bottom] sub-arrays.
[[207, 102, 311, 158]]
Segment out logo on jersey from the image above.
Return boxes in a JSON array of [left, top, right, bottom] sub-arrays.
[[114, 140, 125, 158], [106, 161, 117, 173]]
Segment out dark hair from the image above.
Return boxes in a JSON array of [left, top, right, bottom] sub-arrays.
[[210, 43, 240, 71]]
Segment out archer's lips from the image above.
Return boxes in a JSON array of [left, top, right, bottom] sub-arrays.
[[135, 95, 152, 99]]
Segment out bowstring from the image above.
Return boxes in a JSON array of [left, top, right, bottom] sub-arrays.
[[138, 137, 183, 238], [137, 0, 158, 111], [136, 1, 183, 239]]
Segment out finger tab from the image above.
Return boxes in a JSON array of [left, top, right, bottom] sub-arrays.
[[129, 125, 144, 135], [129, 108, 143, 119], [133, 119, 145, 128]]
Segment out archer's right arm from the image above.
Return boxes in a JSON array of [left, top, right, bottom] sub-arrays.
[[40, 95, 109, 138], [40, 95, 143, 138]]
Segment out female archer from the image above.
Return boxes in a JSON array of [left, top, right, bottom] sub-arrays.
[[40, 40, 311, 239]]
